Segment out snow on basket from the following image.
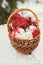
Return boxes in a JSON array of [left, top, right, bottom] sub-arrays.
[[7, 8, 40, 55]]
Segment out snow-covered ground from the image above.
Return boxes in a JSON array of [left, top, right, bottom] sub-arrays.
[[0, 1, 43, 65]]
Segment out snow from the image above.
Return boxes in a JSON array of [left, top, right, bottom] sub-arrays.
[[0, 0, 43, 65], [25, 29, 33, 39], [18, 28, 24, 34], [12, 28, 33, 39], [29, 25, 37, 32]]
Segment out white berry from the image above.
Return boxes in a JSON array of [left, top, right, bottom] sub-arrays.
[[25, 30, 33, 39]]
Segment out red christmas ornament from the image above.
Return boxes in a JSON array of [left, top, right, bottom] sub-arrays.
[[32, 29, 40, 38]]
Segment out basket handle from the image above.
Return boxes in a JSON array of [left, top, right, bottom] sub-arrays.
[[7, 8, 39, 32]]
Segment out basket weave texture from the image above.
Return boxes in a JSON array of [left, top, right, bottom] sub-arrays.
[[7, 8, 40, 55]]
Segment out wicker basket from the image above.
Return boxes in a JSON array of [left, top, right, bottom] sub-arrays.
[[7, 8, 40, 55]]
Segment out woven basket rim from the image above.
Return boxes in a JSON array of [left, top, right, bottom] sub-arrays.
[[13, 34, 40, 41]]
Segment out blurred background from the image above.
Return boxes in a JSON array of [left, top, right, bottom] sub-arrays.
[[0, 0, 43, 25], [0, 1, 43, 65]]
